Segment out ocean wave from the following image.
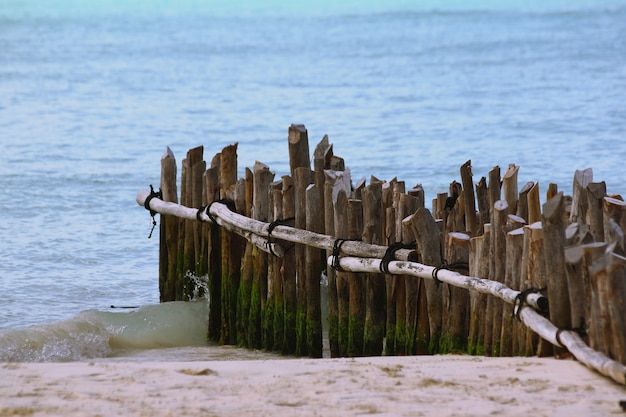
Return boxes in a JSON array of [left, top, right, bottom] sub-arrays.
[[0, 301, 209, 362]]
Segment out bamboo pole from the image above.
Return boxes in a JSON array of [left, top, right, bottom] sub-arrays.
[[542, 192, 571, 358]]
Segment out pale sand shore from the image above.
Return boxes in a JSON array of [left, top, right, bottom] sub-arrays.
[[1, 355, 625, 417]]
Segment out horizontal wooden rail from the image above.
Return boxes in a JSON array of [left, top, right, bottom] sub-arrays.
[[329, 256, 626, 385], [137, 188, 626, 386]]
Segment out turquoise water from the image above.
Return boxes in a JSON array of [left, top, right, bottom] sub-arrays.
[[1, 0, 625, 361]]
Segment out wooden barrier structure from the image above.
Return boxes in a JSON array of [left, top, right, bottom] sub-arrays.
[[137, 124, 626, 386]]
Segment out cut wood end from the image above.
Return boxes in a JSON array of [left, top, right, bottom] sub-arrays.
[[162, 146, 175, 160]]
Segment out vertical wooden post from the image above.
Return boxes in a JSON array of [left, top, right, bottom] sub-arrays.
[[586, 182, 606, 243], [489, 200, 508, 356], [443, 232, 471, 353], [219, 143, 241, 345], [294, 167, 313, 356], [570, 168, 593, 224], [402, 189, 427, 354], [281, 175, 297, 354], [542, 192, 571, 358], [500, 227, 524, 356], [460, 160, 479, 236], [313, 135, 332, 235], [468, 225, 490, 355], [503, 164, 519, 215], [476, 177, 490, 233], [324, 179, 338, 357], [411, 208, 443, 354], [527, 182, 541, 225], [516, 181, 534, 222], [271, 185, 285, 352], [205, 165, 221, 342], [362, 181, 386, 356], [347, 198, 365, 357], [236, 169, 254, 347], [305, 184, 323, 357], [334, 189, 351, 357], [159, 147, 178, 302], [288, 124, 310, 175], [590, 250, 626, 364], [248, 163, 274, 349]]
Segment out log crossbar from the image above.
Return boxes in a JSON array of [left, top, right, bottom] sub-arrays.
[[137, 189, 626, 386]]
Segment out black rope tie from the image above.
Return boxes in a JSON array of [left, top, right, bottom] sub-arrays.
[[555, 318, 587, 347], [431, 260, 469, 288], [380, 241, 416, 274], [513, 287, 547, 320], [144, 184, 162, 239], [205, 199, 236, 225], [196, 205, 207, 222], [331, 239, 351, 272], [265, 217, 295, 257]]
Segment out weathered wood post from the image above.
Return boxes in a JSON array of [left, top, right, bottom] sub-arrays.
[[570, 168, 593, 224], [159, 146, 178, 302], [501, 227, 524, 356], [460, 160, 479, 236], [468, 225, 490, 355], [542, 192, 571, 358], [295, 167, 313, 356], [305, 183, 323, 357], [586, 182, 606, 243], [205, 164, 221, 342], [236, 169, 254, 347], [443, 232, 470, 353], [411, 208, 443, 354], [393, 192, 421, 355], [271, 185, 285, 352], [590, 249, 626, 364], [281, 175, 297, 354], [249, 162, 274, 349], [489, 199, 508, 356], [347, 198, 365, 357], [219, 143, 241, 345], [335, 188, 351, 356], [362, 181, 386, 356]]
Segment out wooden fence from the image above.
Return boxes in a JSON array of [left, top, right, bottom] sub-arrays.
[[137, 124, 626, 386]]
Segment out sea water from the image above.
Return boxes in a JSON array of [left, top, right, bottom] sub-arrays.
[[1, 0, 625, 361]]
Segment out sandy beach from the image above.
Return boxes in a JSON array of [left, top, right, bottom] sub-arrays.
[[1, 355, 625, 417]]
